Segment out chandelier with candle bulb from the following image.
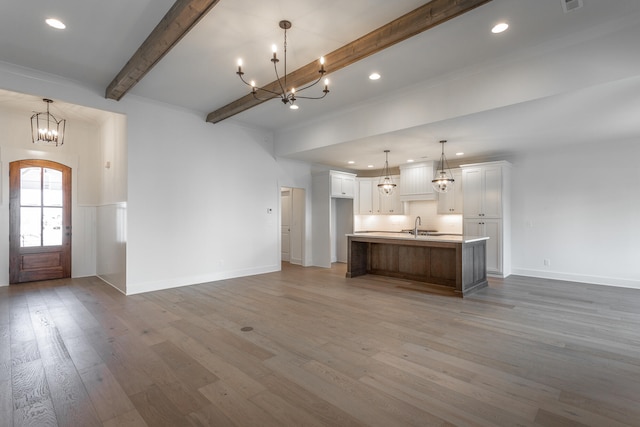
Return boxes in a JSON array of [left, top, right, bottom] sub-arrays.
[[236, 20, 329, 110]]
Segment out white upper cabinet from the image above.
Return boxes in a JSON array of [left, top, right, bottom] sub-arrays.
[[378, 176, 403, 214], [357, 179, 373, 214], [356, 176, 403, 215], [399, 161, 435, 201], [330, 171, 356, 198], [437, 168, 463, 214], [462, 163, 507, 218]]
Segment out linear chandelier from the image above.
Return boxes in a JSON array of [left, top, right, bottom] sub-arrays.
[[31, 98, 66, 146], [236, 20, 329, 110], [432, 140, 455, 193]]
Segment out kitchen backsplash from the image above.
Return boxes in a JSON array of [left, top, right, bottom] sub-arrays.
[[354, 200, 463, 234]]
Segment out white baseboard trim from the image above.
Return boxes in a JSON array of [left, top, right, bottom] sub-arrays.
[[511, 268, 640, 290], [126, 264, 280, 295], [96, 275, 127, 295]]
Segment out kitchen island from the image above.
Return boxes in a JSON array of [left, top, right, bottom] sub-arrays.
[[346, 232, 489, 296]]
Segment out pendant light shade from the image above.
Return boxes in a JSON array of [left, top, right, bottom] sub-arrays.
[[378, 150, 396, 195], [31, 98, 66, 146], [432, 140, 455, 193]]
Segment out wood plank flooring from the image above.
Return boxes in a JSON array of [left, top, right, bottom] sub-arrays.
[[1, 264, 639, 426]]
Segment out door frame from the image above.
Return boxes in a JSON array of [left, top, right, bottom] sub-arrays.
[[281, 188, 292, 262], [9, 159, 72, 284], [280, 186, 306, 266]]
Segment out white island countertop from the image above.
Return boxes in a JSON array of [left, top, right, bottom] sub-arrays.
[[347, 232, 489, 244]]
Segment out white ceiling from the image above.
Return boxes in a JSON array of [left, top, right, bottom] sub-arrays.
[[1, 0, 639, 170]]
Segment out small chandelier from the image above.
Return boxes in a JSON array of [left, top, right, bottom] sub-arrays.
[[31, 98, 66, 146], [432, 140, 455, 193], [378, 150, 397, 196], [236, 20, 329, 110]]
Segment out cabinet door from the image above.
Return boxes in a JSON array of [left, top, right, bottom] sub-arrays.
[[331, 175, 343, 197], [331, 173, 355, 198], [463, 219, 483, 237], [341, 176, 355, 198], [463, 218, 502, 275], [462, 167, 483, 217], [390, 175, 403, 214], [358, 179, 373, 214], [481, 166, 502, 218], [372, 184, 381, 214], [437, 169, 462, 214], [483, 219, 502, 274], [377, 175, 400, 214], [463, 166, 502, 218]]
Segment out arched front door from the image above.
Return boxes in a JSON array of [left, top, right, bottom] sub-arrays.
[[9, 160, 72, 284]]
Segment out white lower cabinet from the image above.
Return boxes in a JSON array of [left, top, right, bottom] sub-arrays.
[[464, 218, 501, 275]]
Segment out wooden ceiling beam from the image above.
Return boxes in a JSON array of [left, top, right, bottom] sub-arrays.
[[206, 0, 493, 124], [105, 0, 221, 101]]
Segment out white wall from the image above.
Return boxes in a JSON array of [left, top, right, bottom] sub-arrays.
[[124, 98, 281, 294], [511, 139, 640, 288], [96, 202, 126, 291], [311, 172, 331, 267], [96, 113, 128, 292]]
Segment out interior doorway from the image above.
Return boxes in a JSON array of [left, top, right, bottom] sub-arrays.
[[280, 187, 305, 265], [9, 159, 72, 284]]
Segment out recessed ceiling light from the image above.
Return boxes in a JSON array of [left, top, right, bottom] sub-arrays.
[[369, 73, 381, 80], [367, 165, 374, 168], [407, 159, 414, 163], [491, 22, 508, 34], [456, 152, 464, 156], [348, 160, 355, 164], [46, 18, 66, 29], [289, 104, 299, 110]]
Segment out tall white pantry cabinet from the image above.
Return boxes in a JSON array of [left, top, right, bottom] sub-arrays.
[[461, 161, 511, 277]]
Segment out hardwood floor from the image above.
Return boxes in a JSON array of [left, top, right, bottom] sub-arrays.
[[1, 264, 639, 426]]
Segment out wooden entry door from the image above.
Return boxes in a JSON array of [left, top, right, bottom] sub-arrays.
[[9, 160, 72, 284]]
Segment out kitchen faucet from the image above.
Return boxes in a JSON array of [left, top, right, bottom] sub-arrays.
[[414, 216, 421, 237]]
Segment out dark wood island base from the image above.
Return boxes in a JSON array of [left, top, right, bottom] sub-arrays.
[[346, 234, 489, 296]]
